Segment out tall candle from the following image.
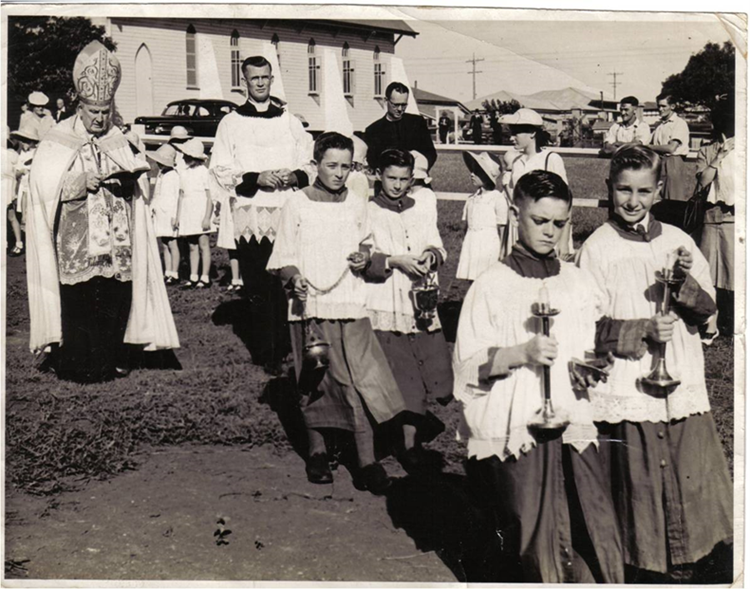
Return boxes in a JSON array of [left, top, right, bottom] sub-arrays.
[[538, 283, 551, 313]]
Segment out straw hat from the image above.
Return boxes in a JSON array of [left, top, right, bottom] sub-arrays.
[[125, 130, 145, 154], [28, 91, 49, 107], [499, 108, 544, 127], [175, 137, 207, 160], [410, 150, 432, 183], [146, 143, 178, 168], [169, 125, 191, 141], [462, 151, 500, 187], [352, 136, 369, 165], [11, 126, 40, 143], [73, 41, 121, 106]]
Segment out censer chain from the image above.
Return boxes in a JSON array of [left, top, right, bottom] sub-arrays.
[[305, 267, 351, 296]]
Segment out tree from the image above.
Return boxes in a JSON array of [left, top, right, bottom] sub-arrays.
[[7, 17, 115, 126], [661, 41, 735, 119], [482, 98, 522, 116], [482, 99, 523, 145]]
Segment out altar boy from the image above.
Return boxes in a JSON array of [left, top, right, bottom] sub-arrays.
[[453, 170, 623, 583]]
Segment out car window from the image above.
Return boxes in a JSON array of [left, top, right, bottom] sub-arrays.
[[219, 105, 233, 114], [195, 106, 210, 117]]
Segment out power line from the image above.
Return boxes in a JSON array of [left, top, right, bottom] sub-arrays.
[[466, 53, 485, 100], [608, 71, 624, 101]]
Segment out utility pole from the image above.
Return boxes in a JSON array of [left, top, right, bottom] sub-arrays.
[[466, 53, 485, 101], [608, 71, 624, 101]]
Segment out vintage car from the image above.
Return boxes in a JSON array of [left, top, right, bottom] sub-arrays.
[[134, 99, 238, 137]]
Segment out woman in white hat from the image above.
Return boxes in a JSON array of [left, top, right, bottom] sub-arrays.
[[456, 151, 509, 281], [22, 91, 55, 141], [499, 108, 573, 258], [147, 144, 182, 285], [174, 137, 214, 288]]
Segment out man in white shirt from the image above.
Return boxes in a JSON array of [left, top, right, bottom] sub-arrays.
[[650, 93, 691, 201], [601, 96, 652, 155], [211, 55, 312, 373]]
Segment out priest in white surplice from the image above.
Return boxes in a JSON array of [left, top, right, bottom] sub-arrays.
[[210, 55, 313, 373]]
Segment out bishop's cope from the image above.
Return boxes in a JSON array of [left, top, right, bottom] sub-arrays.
[[210, 55, 313, 373], [26, 41, 179, 383]]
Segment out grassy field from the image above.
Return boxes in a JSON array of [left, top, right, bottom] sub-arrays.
[[3, 152, 733, 498]]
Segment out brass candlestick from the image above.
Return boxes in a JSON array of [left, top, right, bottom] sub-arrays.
[[528, 285, 570, 432], [640, 268, 683, 396]]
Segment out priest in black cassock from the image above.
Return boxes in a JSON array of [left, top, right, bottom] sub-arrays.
[[364, 82, 437, 172]]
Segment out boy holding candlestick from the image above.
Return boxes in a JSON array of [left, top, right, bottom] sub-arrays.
[[577, 144, 732, 582], [453, 170, 623, 583]]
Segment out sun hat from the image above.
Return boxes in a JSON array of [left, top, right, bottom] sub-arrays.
[[499, 108, 544, 127], [462, 151, 500, 187], [352, 136, 369, 165], [146, 143, 177, 168], [11, 126, 40, 143], [175, 137, 207, 161], [28, 91, 49, 107], [410, 150, 432, 183], [125, 130, 145, 154], [169, 125, 191, 141]]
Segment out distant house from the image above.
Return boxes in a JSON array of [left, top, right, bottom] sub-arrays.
[[100, 18, 418, 132], [411, 85, 469, 142]]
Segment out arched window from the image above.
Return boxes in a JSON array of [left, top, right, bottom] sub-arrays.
[[230, 30, 241, 89], [186, 25, 198, 88], [342, 42, 354, 96], [373, 46, 384, 97], [271, 33, 281, 67], [307, 39, 319, 94]]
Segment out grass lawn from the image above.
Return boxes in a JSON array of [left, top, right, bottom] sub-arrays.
[[3, 153, 733, 498]]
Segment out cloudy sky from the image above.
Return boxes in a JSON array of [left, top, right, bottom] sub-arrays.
[[397, 12, 738, 104]]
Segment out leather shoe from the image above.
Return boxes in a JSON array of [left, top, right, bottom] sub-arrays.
[[353, 462, 391, 495], [305, 453, 333, 484]]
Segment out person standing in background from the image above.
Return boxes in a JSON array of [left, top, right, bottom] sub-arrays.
[[650, 93, 691, 201]]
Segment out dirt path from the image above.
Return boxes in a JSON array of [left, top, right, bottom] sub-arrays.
[[5, 445, 472, 582]]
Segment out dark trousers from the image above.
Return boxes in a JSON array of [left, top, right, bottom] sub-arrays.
[[56, 276, 132, 383], [236, 236, 291, 365]]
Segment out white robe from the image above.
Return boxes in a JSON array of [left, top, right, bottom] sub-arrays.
[[26, 117, 179, 353]]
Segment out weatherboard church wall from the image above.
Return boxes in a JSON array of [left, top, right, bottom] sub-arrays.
[[108, 17, 399, 131]]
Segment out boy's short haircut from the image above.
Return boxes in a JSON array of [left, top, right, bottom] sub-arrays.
[[378, 148, 415, 172], [656, 92, 675, 105], [609, 144, 662, 183], [620, 95, 639, 107], [513, 170, 572, 206], [313, 132, 354, 163], [242, 55, 272, 75]]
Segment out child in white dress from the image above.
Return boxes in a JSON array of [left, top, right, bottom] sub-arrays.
[[147, 143, 181, 284], [267, 132, 406, 495], [4, 129, 21, 255], [456, 151, 508, 280], [175, 138, 214, 288]]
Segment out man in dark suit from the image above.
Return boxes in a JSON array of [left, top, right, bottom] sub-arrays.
[[364, 82, 437, 172]]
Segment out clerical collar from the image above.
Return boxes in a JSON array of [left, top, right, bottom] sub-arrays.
[[372, 188, 415, 213], [312, 177, 348, 198], [607, 212, 662, 242], [502, 242, 561, 279], [235, 97, 284, 119]]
